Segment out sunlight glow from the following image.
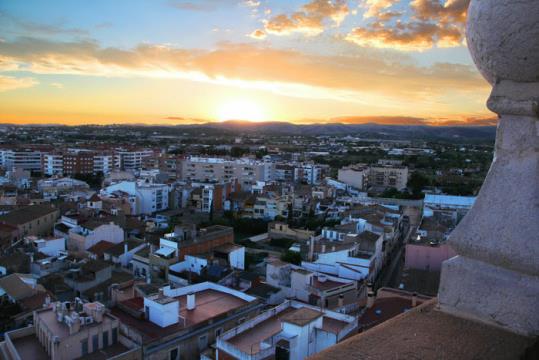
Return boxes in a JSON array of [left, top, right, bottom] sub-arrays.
[[216, 99, 267, 122]]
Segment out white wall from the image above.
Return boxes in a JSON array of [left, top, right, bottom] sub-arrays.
[[290, 271, 312, 303], [35, 237, 65, 257], [82, 223, 124, 250], [143, 297, 179, 328], [228, 247, 245, 270]]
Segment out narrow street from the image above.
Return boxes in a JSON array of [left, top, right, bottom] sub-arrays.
[[375, 205, 421, 290]]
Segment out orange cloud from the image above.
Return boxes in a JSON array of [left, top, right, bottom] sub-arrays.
[[349, 0, 470, 51], [0, 37, 487, 103], [249, 29, 267, 39], [329, 115, 496, 126], [264, 0, 349, 36], [363, 0, 400, 18], [0, 75, 38, 92]]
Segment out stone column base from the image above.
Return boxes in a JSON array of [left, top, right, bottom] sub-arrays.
[[438, 256, 539, 337]]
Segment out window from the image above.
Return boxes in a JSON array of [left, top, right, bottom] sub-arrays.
[[81, 338, 88, 356], [93, 334, 99, 351], [198, 334, 208, 350], [112, 328, 118, 344], [215, 327, 223, 338], [103, 330, 109, 348], [169, 347, 179, 360]]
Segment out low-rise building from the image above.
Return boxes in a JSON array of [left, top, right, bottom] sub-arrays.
[[268, 222, 314, 242], [216, 300, 357, 360], [111, 282, 263, 359], [68, 220, 124, 253], [1, 300, 141, 360], [0, 204, 59, 238]]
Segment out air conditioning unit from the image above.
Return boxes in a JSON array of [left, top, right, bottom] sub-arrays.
[[85, 317, 94, 325]]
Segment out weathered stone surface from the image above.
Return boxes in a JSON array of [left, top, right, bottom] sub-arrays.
[[439, 256, 539, 336], [467, 0, 539, 84], [448, 116, 539, 277], [439, 0, 539, 337], [309, 301, 535, 360]]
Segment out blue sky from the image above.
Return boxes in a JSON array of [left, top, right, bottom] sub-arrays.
[[0, 0, 492, 125]]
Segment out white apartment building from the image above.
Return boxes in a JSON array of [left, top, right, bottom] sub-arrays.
[[43, 154, 64, 175], [368, 164, 409, 191], [182, 157, 267, 190], [93, 154, 114, 175], [44, 153, 114, 176], [102, 180, 169, 214], [338, 163, 409, 191], [338, 164, 369, 190], [114, 149, 154, 171], [294, 164, 326, 185], [0, 149, 43, 171]]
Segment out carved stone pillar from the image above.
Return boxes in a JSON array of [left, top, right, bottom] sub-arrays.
[[438, 0, 539, 336]]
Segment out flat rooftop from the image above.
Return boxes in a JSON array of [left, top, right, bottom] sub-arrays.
[[227, 306, 349, 355], [228, 307, 295, 354], [11, 334, 48, 360], [311, 277, 349, 291], [179, 289, 247, 326], [113, 289, 249, 343]]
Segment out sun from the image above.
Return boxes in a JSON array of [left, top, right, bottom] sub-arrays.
[[216, 99, 267, 122]]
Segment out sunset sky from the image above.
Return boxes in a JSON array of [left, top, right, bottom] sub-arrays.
[[0, 0, 495, 126]]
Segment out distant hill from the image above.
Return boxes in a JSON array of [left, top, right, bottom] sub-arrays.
[[174, 121, 496, 142]]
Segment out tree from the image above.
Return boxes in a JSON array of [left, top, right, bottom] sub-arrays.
[[280, 250, 302, 265], [287, 203, 294, 225], [408, 172, 430, 196], [230, 146, 248, 158]]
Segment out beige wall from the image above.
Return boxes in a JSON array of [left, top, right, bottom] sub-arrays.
[[368, 166, 408, 191], [18, 209, 59, 237], [34, 309, 121, 360]]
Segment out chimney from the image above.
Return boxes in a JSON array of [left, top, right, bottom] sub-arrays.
[[367, 291, 375, 309], [412, 292, 418, 307], [187, 293, 196, 310], [321, 244, 326, 253]]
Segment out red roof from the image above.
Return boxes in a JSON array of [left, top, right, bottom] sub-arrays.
[[87, 240, 115, 257]]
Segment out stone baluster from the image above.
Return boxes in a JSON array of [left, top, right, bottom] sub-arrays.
[[438, 0, 539, 337]]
